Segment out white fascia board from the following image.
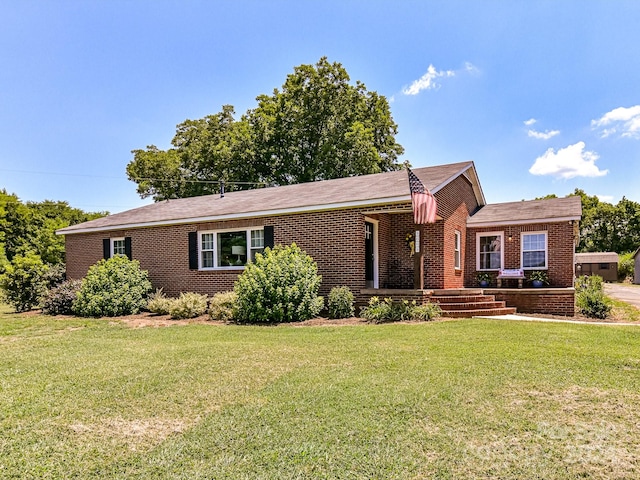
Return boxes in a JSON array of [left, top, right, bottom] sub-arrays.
[[467, 215, 581, 228], [57, 195, 412, 235]]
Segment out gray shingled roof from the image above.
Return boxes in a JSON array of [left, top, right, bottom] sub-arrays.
[[58, 162, 476, 234], [575, 252, 619, 263], [467, 196, 582, 227]]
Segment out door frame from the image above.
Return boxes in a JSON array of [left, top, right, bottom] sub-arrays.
[[364, 217, 379, 289]]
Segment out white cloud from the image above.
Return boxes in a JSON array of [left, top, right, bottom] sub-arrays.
[[524, 118, 537, 126], [529, 142, 608, 179], [596, 194, 614, 203], [527, 129, 560, 140], [591, 105, 640, 138], [402, 64, 456, 95], [464, 62, 480, 74]]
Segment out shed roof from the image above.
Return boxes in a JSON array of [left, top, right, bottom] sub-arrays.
[[58, 161, 479, 234], [575, 252, 619, 263], [467, 196, 582, 227]]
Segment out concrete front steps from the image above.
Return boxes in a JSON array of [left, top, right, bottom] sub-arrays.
[[431, 289, 517, 318]]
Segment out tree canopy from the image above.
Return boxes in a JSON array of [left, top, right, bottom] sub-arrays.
[[0, 190, 106, 270], [572, 189, 640, 253], [126, 57, 404, 201]]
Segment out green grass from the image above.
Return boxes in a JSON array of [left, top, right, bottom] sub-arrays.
[[2, 310, 640, 478]]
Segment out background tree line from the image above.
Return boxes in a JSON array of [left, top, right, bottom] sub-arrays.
[[0, 190, 105, 272]]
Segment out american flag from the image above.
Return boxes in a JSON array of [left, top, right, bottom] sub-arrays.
[[408, 169, 437, 224]]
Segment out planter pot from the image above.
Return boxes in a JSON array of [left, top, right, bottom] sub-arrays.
[[479, 280, 489, 287], [532, 280, 544, 288]]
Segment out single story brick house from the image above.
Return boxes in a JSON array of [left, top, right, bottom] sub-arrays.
[[574, 252, 619, 282], [58, 161, 582, 315]]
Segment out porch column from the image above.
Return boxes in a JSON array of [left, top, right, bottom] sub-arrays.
[[414, 253, 424, 289]]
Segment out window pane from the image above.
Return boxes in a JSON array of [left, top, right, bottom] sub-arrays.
[[251, 230, 264, 248], [113, 239, 126, 255], [522, 233, 546, 269], [201, 233, 214, 251], [218, 231, 247, 266], [202, 251, 214, 268], [479, 235, 501, 269]]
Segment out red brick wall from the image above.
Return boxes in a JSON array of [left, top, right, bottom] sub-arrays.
[[493, 289, 576, 316], [64, 203, 415, 298], [465, 222, 576, 288]]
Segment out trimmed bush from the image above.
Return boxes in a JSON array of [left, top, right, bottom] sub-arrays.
[[575, 275, 611, 319], [618, 252, 634, 282], [73, 256, 152, 317], [209, 291, 237, 322], [146, 288, 173, 315], [0, 252, 49, 312], [42, 279, 82, 315], [360, 296, 442, 323], [409, 302, 442, 321], [43, 263, 67, 290], [234, 243, 324, 323], [169, 292, 208, 319], [327, 286, 355, 319]]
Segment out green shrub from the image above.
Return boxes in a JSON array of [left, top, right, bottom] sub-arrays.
[[360, 296, 442, 323], [234, 243, 324, 323], [169, 292, 209, 319], [146, 288, 173, 315], [73, 256, 152, 317], [43, 263, 67, 289], [410, 302, 442, 321], [0, 252, 49, 312], [575, 275, 612, 319], [327, 286, 355, 319], [209, 291, 237, 322], [618, 252, 635, 282], [42, 279, 82, 315]]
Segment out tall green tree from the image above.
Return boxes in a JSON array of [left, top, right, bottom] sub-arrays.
[[0, 191, 105, 268], [126, 57, 404, 201], [572, 189, 640, 253]]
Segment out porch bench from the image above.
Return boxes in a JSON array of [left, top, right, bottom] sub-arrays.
[[497, 269, 525, 288]]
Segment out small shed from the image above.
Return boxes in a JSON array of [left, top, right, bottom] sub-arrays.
[[575, 252, 619, 282], [634, 247, 640, 285]]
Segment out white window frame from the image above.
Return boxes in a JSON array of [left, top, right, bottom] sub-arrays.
[[521, 231, 548, 270], [476, 231, 504, 271], [454, 230, 461, 270], [111, 237, 126, 257], [198, 228, 264, 270]]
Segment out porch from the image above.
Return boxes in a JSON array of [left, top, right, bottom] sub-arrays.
[[358, 287, 576, 317]]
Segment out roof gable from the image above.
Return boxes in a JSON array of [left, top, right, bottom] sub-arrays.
[[58, 161, 481, 234]]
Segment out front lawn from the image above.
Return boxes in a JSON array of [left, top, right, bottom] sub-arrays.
[[1, 310, 639, 478]]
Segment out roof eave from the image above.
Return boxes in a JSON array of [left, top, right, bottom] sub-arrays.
[[467, 215, 581, 228], [431, 161, 486, 207], [56, 194, 413, 235]]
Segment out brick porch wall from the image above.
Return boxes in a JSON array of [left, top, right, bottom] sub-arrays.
[[491, 288, 576, 316]]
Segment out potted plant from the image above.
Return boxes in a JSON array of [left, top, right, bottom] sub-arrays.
[[477, 272, 491, 287], [529, 270, 549, 287]]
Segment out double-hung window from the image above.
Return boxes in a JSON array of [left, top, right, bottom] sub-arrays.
[[199, 228, 264, 269], [111, 238, 126, 257], [521, 232, 547, 270], [477, 232, 503, 270], [454, 230, 461, 270]]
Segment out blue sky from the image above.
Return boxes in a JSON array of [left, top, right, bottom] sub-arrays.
[[1, 1, 639, 213]]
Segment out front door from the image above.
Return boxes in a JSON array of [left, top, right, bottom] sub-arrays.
[[365, 221, 374, 288]]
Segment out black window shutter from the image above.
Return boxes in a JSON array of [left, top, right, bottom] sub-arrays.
[[188, 232, 198, 270], [264, 225, 274, 249], [103, 239, 111, 260], [124, 237, 132, 260]]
